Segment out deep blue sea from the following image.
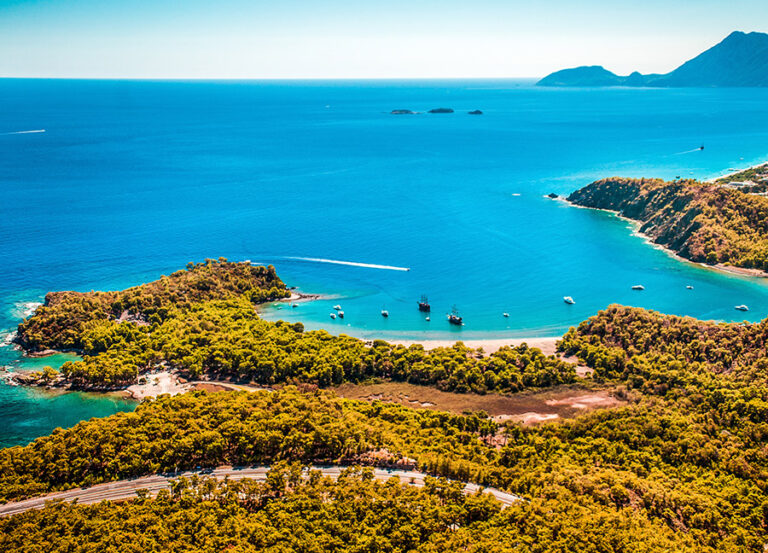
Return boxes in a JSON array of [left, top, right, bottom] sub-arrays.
[[2, 79, 768, 446]]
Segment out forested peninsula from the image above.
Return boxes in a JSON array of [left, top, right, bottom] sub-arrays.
[[567, 169, 768, 273], [13, 258, 575, 393]]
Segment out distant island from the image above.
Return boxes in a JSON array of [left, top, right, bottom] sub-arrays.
[[538, 31, 768, 87], [567, 164, 768, 275]]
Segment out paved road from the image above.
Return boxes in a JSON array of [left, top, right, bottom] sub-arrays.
[[0, 466, 521, 517]]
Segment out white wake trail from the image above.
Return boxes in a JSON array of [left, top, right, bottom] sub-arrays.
[[284, 256, 410, 272], [0, 129, 46, 135]]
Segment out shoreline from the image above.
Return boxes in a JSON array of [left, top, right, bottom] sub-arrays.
[[564, 199, 768, 279], [390, 337, 559, 356], [705, 161, 768, 184]]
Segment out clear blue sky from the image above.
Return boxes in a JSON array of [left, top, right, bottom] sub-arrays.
[[0, 0, 766, 78]]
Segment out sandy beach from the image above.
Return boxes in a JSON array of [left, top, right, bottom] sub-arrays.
[[391, 337, 559, 356]]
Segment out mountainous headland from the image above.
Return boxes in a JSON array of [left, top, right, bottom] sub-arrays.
[[567, 170, 768, 275], [538, 31, 768, 87]]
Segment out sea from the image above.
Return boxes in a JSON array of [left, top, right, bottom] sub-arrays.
[[2, 78, 768, 447]]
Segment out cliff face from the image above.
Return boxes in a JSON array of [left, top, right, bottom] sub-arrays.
[[538, 31, 768, 87], [567, 177, 768, 271]]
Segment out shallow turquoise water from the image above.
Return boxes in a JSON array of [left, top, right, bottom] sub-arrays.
[[2, 79, 768, 445]]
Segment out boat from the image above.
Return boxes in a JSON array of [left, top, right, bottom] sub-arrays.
[[503, 312, 509, 317], [425, 316, 430, 321], [291, 303, 298, 308], [686, 285, 694, 290], [563, 296, 575, 304], [381, 310, 389, 318], [330, 313, 336, 319], [699, 145, 705, 151], [418, 295, 431, 312], [447, 306, 463, 326], [631, 285, 645, 291], [338, 311, 344, 318], [333, 305, 342, 311], [735, 305, 749, 311]]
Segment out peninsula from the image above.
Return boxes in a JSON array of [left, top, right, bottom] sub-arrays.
[[538, 30, 768, 87], [11, 258, 575, 393], [567, 170, 768, 274]]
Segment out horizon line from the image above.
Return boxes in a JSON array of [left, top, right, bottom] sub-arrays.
[[0, 76, 544, 82]]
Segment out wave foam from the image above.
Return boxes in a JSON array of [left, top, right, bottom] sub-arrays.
[[10, 301, 42, 320]]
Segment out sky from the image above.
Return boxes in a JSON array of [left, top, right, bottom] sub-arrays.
[[0, 0, 766, 79]]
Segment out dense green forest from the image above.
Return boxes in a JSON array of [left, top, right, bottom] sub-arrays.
[[7, 262, 768, 550], [567, 176, 768, 270], [0, 468, 708, 553], [16, 258, 290, 352], [17, 260, 575, 393], [2, 380, 768, 550]]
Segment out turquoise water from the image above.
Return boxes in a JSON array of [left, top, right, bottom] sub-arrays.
[[2, 79, 768, 445]]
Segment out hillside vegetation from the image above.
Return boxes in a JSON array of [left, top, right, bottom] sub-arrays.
[[568, 177, 768, 271], [7, 262, 768, 549], [3, 365, 768, 551], [16, 258, 290, 352], [0, 468, 705, 553]]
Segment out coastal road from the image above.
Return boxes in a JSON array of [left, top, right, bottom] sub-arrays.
[[0, 466, 522, 517]]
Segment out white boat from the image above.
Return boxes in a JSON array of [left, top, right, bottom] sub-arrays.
[[686, 285, 694, 290], [563, 296, 575, 305], [425, 316, 430, 321], [502, 312, 510, 317], [381, 310, 389, 317], [631, 285, 645, 291], [735, 305, 749, 311], [338, 311, 344, 318], [333, 305, 342, 310], [330, 313, 336, 319]]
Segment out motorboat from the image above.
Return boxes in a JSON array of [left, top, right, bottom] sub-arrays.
[[563, 296, 575, 305], [735, 305, 749, 311], [631, 285, 645, 291]]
